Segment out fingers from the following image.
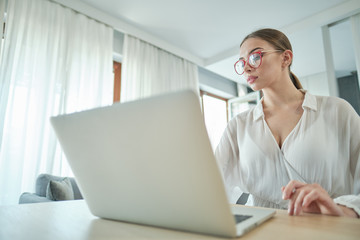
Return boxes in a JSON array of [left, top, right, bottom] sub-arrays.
[[287, 187, 307, 216], [302, 189, 319, 208], [282, 180, 306, 200], [282, 182, 344, 216], [284, 183, 319, 216], [294, 189, 307, 215], [302, 189, 344, 216]]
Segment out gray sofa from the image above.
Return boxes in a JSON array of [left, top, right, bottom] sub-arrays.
[[19, 173, 247, 205], [237, 193, 249, 205], [19, 173, 83, 204]]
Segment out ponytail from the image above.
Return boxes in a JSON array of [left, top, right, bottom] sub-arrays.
[[290, 71, 302, 90]]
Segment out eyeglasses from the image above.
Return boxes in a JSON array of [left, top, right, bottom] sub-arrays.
[[234, 50, 282, 75]]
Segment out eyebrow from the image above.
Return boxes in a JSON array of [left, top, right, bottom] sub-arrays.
[[239, 47, 264, 60]]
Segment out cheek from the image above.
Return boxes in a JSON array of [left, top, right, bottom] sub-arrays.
[[251, 65, 281, 89], [260, 60, 282, 78]]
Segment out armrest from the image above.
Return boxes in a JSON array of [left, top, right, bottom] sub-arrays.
[[18, 192, 52, 204]]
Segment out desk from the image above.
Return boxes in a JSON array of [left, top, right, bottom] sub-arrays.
[[0, 200, 359, 240]]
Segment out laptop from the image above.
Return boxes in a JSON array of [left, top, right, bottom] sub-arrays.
[[50, 89, 275, 238]]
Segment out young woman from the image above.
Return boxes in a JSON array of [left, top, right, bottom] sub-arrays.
[[215, 28, 359, 218]]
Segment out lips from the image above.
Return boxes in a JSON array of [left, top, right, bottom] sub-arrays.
[[247, 76, 258, 84]]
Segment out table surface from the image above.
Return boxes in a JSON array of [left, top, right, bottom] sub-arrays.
[[0, 200, 359, 240]]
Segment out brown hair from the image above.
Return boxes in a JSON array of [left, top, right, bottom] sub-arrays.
[[240, 28, 302, 89]]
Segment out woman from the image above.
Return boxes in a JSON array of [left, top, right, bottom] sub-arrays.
[[215, 28, 359, 217]]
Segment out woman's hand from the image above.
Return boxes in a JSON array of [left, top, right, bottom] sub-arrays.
[[281, 180, 358, 217]]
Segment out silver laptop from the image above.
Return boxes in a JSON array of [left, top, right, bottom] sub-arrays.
[[50, 89, 275, 238]]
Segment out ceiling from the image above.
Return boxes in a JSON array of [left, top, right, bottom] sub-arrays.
[[76, 0, 359, 84]]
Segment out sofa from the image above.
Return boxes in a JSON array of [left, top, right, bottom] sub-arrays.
[[19, 173, 83, 204], [236, 193, 249, 205]]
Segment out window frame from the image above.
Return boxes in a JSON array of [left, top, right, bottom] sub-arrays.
[[200, 90, 229, 122], [113, 61, 121, 102]]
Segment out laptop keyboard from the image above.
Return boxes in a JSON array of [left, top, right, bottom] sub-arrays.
[[234, 214, 252, 224]]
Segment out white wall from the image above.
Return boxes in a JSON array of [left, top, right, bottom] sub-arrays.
[[300, 71, 330, 96]]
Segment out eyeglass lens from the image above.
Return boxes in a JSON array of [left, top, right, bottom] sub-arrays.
[[235, 52, 262, 75]]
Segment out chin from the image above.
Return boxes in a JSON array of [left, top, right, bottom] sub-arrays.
[[248, 84, 261, 92]]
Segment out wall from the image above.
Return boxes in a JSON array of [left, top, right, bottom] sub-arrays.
[[198, 67, 238, 99], [300, 71, 330, 96]]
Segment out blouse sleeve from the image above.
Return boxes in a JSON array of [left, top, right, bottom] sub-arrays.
[[333, 100, 360, 217], [215, 118, 243, 203]]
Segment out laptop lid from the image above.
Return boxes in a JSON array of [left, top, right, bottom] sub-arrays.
[[50, 89, 273, 238]]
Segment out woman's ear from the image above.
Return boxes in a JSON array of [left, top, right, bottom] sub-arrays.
[[282, 50, 293, 68]]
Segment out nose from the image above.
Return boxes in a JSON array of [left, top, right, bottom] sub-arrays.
[[243, 61, 253, 73]]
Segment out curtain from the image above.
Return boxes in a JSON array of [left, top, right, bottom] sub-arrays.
[[121, 34, 199, 102], [0, 0, 113, 205], [0, 0, 5, 60]]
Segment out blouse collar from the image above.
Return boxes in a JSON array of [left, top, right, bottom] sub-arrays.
[[253, 89, 318, 121]]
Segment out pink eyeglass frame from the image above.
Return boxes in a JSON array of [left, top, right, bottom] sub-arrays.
[[234, 50, 282, 75]]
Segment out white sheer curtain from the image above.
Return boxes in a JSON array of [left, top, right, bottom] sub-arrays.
[[121, 34, 199, 102], [0, 0, 5, 60], [0, 0, 113, 205]]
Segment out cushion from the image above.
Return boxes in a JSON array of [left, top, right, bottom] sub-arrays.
[[46, 177, 75, 201]]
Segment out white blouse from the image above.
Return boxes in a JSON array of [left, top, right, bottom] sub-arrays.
[[215, 90, 360, 216]]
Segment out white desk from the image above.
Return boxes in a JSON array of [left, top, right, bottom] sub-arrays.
[[0, 200, 359, 240]]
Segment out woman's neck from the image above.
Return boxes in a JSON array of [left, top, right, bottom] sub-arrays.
[[262, 77, 303, 109]]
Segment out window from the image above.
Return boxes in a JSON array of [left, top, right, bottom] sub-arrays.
[[200, 91, 228, 151], [111, 68, 229, 151], [228, 91, 259, 119]]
